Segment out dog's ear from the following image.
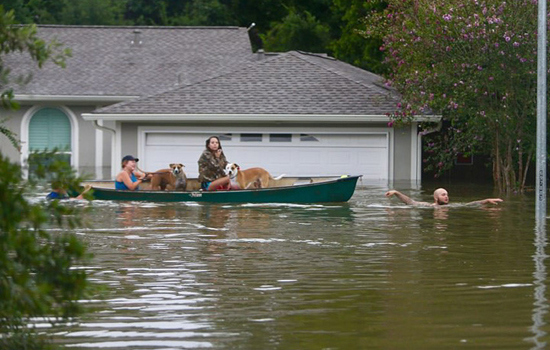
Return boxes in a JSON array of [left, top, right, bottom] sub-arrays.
[[234, 163, 240, 169], [179, 163, 185, 167], [169, 163, 175, 167]]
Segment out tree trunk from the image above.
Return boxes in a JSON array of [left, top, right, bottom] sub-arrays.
[[493, 130, 502, 192]]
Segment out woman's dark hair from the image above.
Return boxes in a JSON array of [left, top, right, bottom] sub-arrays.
[[205, 136, 222, 150]]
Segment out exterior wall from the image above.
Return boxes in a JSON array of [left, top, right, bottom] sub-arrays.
[[120, 122, 140, 163], [2, 111, 422, 182], [392, 124, 414, 181], [98, 120, 115, 180], [0, 103, 113, 178], [114, 121, 421, 182], [70, 105, 97, 175], [0, 108, 24, 162]]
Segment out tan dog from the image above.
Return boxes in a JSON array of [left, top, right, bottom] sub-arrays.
[[150, 163, 187, 191], [224, 163, 284, 189]]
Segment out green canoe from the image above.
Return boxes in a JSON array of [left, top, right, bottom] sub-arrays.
[[91, 175, 361, 203]]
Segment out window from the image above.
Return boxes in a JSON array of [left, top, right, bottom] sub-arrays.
[[28, 108, 72, 177], [269, 134, 292, 142], [218, 133, 232, 141], [455, 153, 473, 165], [300, 134, 319, 142], [240, 133, 263, 142], [29, 108, 71, 151]]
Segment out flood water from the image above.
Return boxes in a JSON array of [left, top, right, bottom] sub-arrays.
[[41, 183, 550, 349]]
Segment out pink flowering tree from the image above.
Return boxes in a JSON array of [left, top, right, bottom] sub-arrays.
[[363, 0, 540, 192]]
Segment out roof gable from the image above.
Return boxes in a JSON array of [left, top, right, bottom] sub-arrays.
[[92, 51, 399, 116], [6, 25, 255, 97]]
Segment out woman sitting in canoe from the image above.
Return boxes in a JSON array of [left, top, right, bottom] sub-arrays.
[[115, 155, 151, 190], [198, 136, 230, 190]]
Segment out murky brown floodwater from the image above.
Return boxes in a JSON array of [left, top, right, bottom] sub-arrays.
[[38, 183, 550, 349]]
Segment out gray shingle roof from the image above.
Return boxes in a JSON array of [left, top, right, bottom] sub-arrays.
[[5, 25, 255, 96], [93, 51, 400, 116]]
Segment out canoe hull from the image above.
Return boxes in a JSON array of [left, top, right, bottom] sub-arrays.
[[91, 175, 360, 203]]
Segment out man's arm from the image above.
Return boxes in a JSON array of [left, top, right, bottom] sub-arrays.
[[466, 198, 503, 205], [386, 190, 419, 205]]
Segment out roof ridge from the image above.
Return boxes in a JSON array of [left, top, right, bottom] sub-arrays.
[[34, 24, 244, 30], [286, 50, 393, 93], [94, 53, 307, 113], [157, 52, 285, 91], [94, 56, 267, 113], [92, 50, 400, 115]]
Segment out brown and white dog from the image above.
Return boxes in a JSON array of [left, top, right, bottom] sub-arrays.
[[224, 163, 284, 189], [150, 163, 187, 191]]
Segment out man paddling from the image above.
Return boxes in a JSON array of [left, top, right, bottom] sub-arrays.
[[385, 188, 503, 206]]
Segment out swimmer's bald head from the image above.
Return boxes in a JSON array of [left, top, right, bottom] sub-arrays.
[[433, 188, 449, 205]]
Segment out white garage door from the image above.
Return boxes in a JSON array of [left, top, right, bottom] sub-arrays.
[[141, 132, 389, 180]]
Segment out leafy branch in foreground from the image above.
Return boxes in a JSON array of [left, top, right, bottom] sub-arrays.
[[0, 150, 91, 347]]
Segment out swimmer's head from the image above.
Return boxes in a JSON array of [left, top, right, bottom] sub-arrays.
[[433, 188, 449, 205]]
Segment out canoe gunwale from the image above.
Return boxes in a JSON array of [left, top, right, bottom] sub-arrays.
[[90, 175, 361, 203]]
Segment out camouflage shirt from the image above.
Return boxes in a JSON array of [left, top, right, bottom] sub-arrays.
[[198, 149, 228, 183]]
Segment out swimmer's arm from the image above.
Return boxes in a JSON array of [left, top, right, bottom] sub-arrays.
[[385, 190, 421, 205], [466, 198, 503, 205]]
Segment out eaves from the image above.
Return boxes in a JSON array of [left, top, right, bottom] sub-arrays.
[[81, 113, 442, 123]]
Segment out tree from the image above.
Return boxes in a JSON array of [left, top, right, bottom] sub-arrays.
[[0, 0, 128, 25], [58, 0, 128, 25], [0, 6, 90, 347], [329, 0, 386, 73], [261, 7, 330, 53], [364, 0, 540, 192], [172, 0, 233, 26]]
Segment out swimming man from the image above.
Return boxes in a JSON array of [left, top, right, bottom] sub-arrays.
[[385, 188, 503, 206]]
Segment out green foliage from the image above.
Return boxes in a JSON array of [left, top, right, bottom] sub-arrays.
[[0, 118, 20, 151], [364, 0, 540, 191], [0, 151, 90, 344], [171, 0, 233, 26], [0, 5, 90, 347], [329, 0, 386, 73], [57, 0, 129, 25], [0, 0, 126, 25], [261, 7, 330, 53], [124, 0, 187, 25], [0, 329, 58, 350]]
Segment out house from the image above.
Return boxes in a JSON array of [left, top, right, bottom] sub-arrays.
[[1, 25, 439, 183]]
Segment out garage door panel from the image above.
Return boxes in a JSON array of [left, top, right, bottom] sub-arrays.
[[317, 134, 386, 147], [144, 145, 202, 172], [296, 149, 324, 164], [147, 133, 206, 146], [328, 150, 352, 165], [143, 132, 388, 179]]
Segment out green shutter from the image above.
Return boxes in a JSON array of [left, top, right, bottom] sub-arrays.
[[29, 108, 71, 151]]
